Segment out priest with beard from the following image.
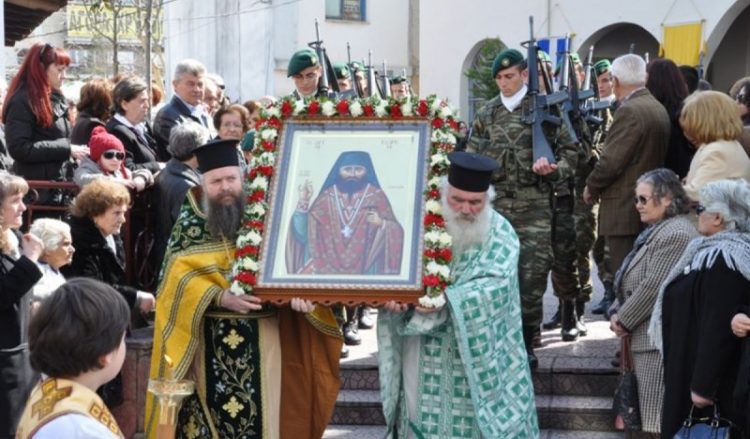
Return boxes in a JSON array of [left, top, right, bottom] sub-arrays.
[[146, 139, 343, 439], [377, 151, 538, 439]]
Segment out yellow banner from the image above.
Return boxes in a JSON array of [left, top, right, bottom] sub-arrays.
[[659, 22, 703, 66], [67, 4, 162, 42]]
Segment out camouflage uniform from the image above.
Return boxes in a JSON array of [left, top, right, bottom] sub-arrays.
[[589, 107, 615, 290], [467, 94, 577, 335]]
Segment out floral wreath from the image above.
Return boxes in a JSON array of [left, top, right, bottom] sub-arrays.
[[229, 94, 459, 308]]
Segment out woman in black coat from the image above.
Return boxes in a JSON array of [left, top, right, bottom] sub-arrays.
[[650, 179, 750, 438], [1, 44, 88, 202], [106, 76, 163, 175], [0, 172, 44, 438], [70, 77, 112, 146]]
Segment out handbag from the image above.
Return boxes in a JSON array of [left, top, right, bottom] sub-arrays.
[[612, 336, 642, 430], [673, 404, 736, 439]]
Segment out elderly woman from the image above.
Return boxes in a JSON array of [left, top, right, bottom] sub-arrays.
[[73, 126, 152, 191], [214, 104, 252, 141], [0, 171, 43, 437], [62, 178, 154, 315], [608, 168, 698, 437], [650, 179, 750, 437], [28, 218, 74, 303], [106, 76, 163, 175], [680, 91, 750, 202]]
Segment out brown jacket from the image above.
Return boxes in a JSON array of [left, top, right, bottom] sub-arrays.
[[586, 88, 671, 236]]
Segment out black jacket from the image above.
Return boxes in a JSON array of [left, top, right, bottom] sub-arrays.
[[61, 215, 138, 309], [0, 232, 43, 435], [5, 89, 72, 182], [106, 117, 161, 175], [152, 158, 201, 268], [153, 96, 207, 161], [70, 111, 105, 146]]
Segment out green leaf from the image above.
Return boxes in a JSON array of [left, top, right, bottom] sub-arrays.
[[464, 38, 506, 107]]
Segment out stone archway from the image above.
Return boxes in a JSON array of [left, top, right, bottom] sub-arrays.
[[576, 22, 659, 62], [705, 2, 750, 93], [460, 38, 506, 123]]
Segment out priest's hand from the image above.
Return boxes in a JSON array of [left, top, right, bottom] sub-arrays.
[[383, 301, 409, 313], [532, 157, 558, 176], [731, 313, 750, 337], [290, 297, 315, 313], [221, 291, 263, 314]]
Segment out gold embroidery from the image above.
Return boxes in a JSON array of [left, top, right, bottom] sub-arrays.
[[222, 329, 245, 349], [88, 402, 121, 434], [31, 379, 72, 419], [222, 396, 244, 418], [184, 416, 201, 439]]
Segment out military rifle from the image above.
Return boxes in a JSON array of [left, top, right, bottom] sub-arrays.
[[521, 16, 570, 165], [308, 18, 340, 97], [347, 42, 363, 98], [366, 50, 380, 98], [579, 45, 604, 126], [381, 60, 392, 98], [556, 35, 580, 144]]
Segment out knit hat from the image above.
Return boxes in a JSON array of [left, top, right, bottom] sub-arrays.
[[492, 49, 525, 78], [89, 126, 125, 163]]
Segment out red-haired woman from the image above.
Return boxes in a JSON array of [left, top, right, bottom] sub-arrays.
[[1, 43, 89, 204]]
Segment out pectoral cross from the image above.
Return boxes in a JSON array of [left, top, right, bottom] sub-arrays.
[[342, 225, 353, 238]]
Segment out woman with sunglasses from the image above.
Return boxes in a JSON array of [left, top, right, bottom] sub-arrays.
[[650, 179, 750, 438], [734, 79, 750, 155], [73, 126, 152, 191], [608, 168, 697, 437], [1, 43, 89, 203], [680, 90, 750, 203]]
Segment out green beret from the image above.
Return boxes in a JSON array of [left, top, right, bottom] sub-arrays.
[[241, 131, 255, 152], [332, 62, 350, 80], [390, 75, 408, 85], [350, 61, 364, 73], [492, 49, 525, 78], [594, 59, 612, 76], [287, 49, 319, 77], [538, 50, 552, 63], [555, 53, 583, 75]]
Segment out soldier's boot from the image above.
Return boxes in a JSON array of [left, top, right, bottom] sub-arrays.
[[560, 300, 580, 342], [591, 280, 614, 315], [343, 306, 362, 346], [358, 307, 374, 330], [542, 301, 562, 330], [522, 326, 539, 371], [575, 300, 588, 337], [532, 327, 542, 348]]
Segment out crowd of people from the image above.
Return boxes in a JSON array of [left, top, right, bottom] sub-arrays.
[[0, 37, 749, 439]]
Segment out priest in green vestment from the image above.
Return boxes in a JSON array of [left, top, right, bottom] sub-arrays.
[[378, 151, 539, 438]]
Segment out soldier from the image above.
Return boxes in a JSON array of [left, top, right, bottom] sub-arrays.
[[288, 49, 324, 99], [389, 76, 410, 99], [595, 60, 617, 106], [349, 61, 368, 97], [467, 48, 578, 369], [333, 62, 353, 92]]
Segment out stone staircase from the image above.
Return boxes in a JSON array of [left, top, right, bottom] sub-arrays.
[[324, 313, 623, 438]]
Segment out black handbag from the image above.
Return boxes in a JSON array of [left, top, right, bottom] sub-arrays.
[[613, 336, 642, 430], [673, 404, 736, 439]]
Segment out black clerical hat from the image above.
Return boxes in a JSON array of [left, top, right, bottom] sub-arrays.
[[447, 151, 498, 192], [194, 139, 240, 173]]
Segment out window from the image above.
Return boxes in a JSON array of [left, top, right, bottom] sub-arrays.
[[326, 0, 366, 21]]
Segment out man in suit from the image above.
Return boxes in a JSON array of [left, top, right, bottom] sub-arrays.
[[153, 59, 209, 161], [583, 54, 671, 304]]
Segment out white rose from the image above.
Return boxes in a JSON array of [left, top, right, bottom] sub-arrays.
[[265, 107, 280, 119], [293, 100, 305, 115], [426, 261, 441, 275], [438, 265, 450, 279], [425, 199, 442, 214], [350, 101, 363, 117], [250, 177, 269, 191], [432, 294, 446, 308], [247, 230, 263, 246], [401, 101, 414, 116], [258, 152, 275, 165], [438, 232, 452, 247], [321, 101, 336, 117], [242, 258, 259, 272], [260, 129, 278, 141], [418, 293, 446, 309], [430, 153, 449, 167], [428, 176, 442, 188], [429, 98, 442, 114], [439, 106, 453, 119], [375, 101, 388, 117], [229, 281, 246, 296], [250, 204, 266, 217], [424, 231, 440, 245]]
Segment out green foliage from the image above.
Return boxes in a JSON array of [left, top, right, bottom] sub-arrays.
[[465, 38, 506, 103]]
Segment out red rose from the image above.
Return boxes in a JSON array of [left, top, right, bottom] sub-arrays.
[[236, 246, 260, 258], [428, 189, 440, 199], [249, 190, 265, 203], [337, 100, 350, 115], [424, 248, 437, 259], [261, 141, 275, 152], [247, 220, 265, 231], [268, 117, 282, 129], [448, 119, 459, 131], [417, 100, 429, 116], [439, 248, 452, 261], [258, 165, 274, 177], [423, 274, 441, 288], [424, 214, 445, 227], [281, 101, 293, 117], [248, 169, 258, 180], [307, 101, 320, 115], [363, 104, 374, 117], [236, 272, 257, 286], [255, 118, 267, 131], [431, 118, 444, 129], [390, 104, 402, 118]]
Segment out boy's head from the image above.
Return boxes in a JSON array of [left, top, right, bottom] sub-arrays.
[[29, 278, 130, 382]]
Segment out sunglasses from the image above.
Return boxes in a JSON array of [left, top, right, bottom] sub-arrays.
[[695, 204, 706, 215], [633, 195, 652, 205], [39, 43, 53, 61], [102, 151, 125, 160]]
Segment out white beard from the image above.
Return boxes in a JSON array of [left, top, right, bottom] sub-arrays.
[[442, 200, 492, 256]]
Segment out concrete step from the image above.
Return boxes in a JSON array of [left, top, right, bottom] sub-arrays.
[[341, 364, 379, 391], [541, 429, 622, 438], [537, 394, 616, 432], [323, 424, 387, 439], [330, 389, 386, 426]]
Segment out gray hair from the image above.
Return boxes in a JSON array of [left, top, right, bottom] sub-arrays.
[[611, 54, 647, 87], [173, 59, 207, 82], [168, 121, 209, 161], [636, 168, 691, 218], [112, 76, 147, 115], [699, 179, 750, 232], [29, 218, 71, 251]]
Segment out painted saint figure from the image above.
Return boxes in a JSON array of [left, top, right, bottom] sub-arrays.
[[286, 151, 404, 275]]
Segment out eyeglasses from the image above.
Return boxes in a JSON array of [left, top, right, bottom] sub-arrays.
[[695, 204, 706, 215], [102, 151, 125, 160], [737, 94, 747, 103], [634, 194, 652, 205]]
